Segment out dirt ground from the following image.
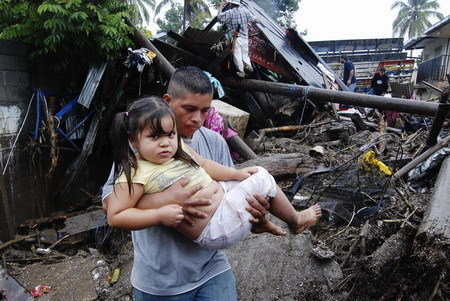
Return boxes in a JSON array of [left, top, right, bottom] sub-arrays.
[[1, 114, 449, 301]]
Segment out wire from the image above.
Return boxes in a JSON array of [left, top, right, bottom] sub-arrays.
[[298, 86, 310, 128], [94, 214, 112, 246], [2, 93, 35, 175]]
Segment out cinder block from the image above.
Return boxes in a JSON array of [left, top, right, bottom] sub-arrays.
[[0, 86, 7, 101], [5, 70, 19, 86], [0, 55, 17, 71], [0, 40, 28, 56], [212, 99, 250, 138]]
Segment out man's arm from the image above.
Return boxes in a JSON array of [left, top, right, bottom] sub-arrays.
[[348, 69, 355, 85], [102, 164, 211, 226]]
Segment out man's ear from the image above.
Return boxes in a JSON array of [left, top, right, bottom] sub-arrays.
[[162, 93, 172, 104]]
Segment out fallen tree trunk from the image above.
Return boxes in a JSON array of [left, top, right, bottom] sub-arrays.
[[235, 153, 316, 179], [368, 229, 413, 278], [416, 156, 450, 242], [220, 78, 443, 118]]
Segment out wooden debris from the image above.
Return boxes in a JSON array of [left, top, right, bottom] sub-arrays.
[[0, 233, 37, 251], [340, 220, 370, 268], [220, 77, 444, 117], [394, 135, 450, 178], [19, 215, 68, 229], [368, 229, 412, 277], [416, 156, 450, 242], [235, 153, 316, 179], [58, 209, 105, 236], [227, 135, 258, 160]]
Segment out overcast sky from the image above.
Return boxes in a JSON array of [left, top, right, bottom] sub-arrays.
[[295, 0, 450, 42]]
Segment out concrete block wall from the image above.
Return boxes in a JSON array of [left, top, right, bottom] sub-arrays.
[[0, 40, 45, 242]]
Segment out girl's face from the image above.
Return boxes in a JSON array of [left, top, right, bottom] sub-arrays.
[[131, 115, 178, 164]]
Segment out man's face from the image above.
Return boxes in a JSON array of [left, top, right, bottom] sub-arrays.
[[340, 57, 345, 64], [379, 70, 386, 76], [163, 92, 212, 139]]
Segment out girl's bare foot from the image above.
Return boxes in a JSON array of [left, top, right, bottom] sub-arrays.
[[251, 215, 286, 236], [289, 204, 322, 234]]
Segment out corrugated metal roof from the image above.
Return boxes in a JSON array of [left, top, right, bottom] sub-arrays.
[[183, 27, 225, 47], [77, 63, 107, 108], [243, 0, 337, 88]]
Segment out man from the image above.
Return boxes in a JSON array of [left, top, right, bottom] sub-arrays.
[[340, 55, 356, 92], [368, 67, 389, 96], [102, 66, 270, 300], [217, 0, 256, 78]]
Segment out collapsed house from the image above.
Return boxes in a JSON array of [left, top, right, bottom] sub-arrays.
[[1, 0, 450, 300]]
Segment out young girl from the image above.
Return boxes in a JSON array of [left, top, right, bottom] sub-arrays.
[[107, 97, 322, 250]]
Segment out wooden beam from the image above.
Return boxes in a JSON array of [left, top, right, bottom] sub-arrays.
[[220, 77, 443, 117]]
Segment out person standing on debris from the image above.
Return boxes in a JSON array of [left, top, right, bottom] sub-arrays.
[[217, 0, 257, 78], [102, 66, 273, 300], [107, 96, 321, 249], [340, 55, 357, 92], [368, 67, 389, 96]]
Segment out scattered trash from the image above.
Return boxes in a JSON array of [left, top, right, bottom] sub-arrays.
[[29, 284, 52, 297], [361, 151, 392, 175]]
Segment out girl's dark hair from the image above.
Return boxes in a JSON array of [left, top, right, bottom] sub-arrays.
[[110, 96, 198, 193]]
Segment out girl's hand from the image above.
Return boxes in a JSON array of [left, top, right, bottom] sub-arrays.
[[157, 205, 184, 227], [234, 166, 258, 181]]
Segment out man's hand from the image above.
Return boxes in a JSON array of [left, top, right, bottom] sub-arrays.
[[135, 177, 211, 226], [164, 178, 212, 226], [245, 193, 270, 224]]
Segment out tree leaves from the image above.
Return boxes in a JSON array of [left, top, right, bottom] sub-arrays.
[[391, 0, 444, 39], [0, 0, 134, 70]]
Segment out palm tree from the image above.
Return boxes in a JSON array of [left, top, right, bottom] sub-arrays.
[[154, 0, 212, 31], [126, 0, 156, 25], [391, 0, 444, 40]]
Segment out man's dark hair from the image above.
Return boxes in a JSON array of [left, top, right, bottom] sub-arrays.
[[379, 67, 386, 72], [340, 54, 348, 61], [167, 66, 213, 99]]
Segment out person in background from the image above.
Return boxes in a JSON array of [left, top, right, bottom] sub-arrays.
[[102, 66, 271, 300], [217, 0, 257, 78], [340, 55, 356, 92], [368, 67, 389, 96]]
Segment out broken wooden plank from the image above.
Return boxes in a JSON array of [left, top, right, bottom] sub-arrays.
[[58, 209, 105, 236], [394, 134, 450, 178], [422, 81, 444, 94], [220, 77, 443, 117]]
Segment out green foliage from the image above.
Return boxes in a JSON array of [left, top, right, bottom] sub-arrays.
[[126, 0, 155, 26], [253, 0, 299, 29], [0, 0, 134, 70], [155, 4, 184, 34], [155, 0, 211, 31], [391, 0, 444, 39]]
